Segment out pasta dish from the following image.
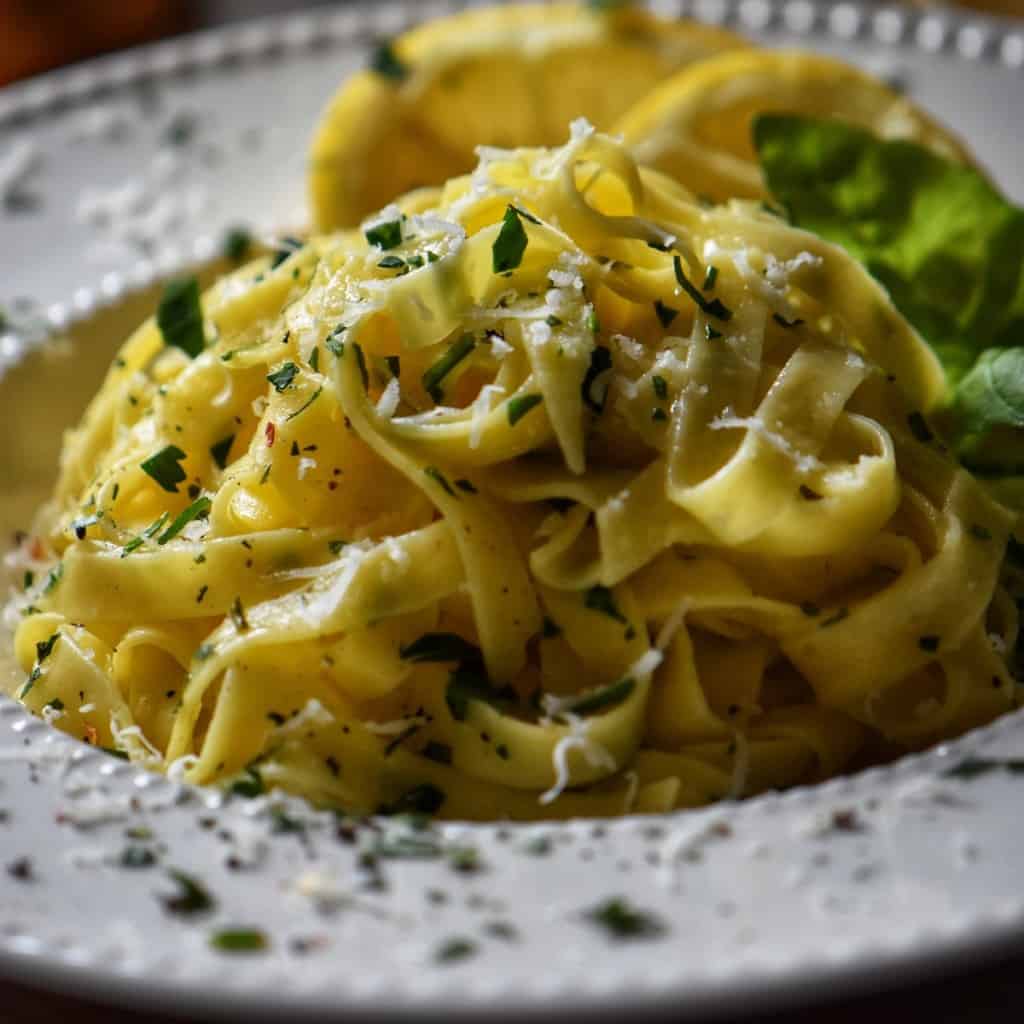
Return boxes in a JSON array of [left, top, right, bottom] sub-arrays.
[[6, 4, 1022, 820]]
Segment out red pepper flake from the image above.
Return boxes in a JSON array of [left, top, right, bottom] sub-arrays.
[[265, 422, 276, 447]]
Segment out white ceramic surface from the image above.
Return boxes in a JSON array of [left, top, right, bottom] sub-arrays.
[[2, 2, 1024, 1018]]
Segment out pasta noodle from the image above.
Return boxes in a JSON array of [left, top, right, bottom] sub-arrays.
[[7, 122, 1019, 820]]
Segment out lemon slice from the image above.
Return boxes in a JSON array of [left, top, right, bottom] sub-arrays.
[[308, 2, 747, 230], [616, 49, 977, 202]]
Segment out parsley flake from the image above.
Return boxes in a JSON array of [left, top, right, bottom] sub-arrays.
[[141, 446, 188, 493], [584, 585, 628, 624], [157, 496, 211, 545], [157, 277, 205, 358], [267, 361, 299, 392], [654, 300, 678, 328], [161, 869, 215, 916], [211, 928, 268, 954], [370, 39, 408, 81], [209, 434, 234, 470], [507, 393, 543, 426], [586, 897, 665, 940], [673, 256, 732, 321], [422, 334, 475, 403], [365, 219, 403, 250], [492, 205, 529, 274]]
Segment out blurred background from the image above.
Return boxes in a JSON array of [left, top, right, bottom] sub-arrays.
[[0, 0, 1021, 88]]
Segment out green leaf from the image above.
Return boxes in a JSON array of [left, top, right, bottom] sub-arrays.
[[157, 496, 211, 545], [507, 393, 543, 426], [422, 334, 475, 403], [951, 348, 1024, 465], [141, 445, 188, 493], [267, 361, 299, 392], [157, 277, 205, 358], [586, 897, 664, 939], [161, 869, 215, 916], [754, 114, 1024, 469], [492, 205, 529, 274], [673, 256, 732, 321]]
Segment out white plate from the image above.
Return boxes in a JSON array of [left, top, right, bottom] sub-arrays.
[[2, 1, 1024, 1018]]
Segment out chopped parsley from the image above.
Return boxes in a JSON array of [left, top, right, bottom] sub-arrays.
[[586, 897, 665, 940], [652, 375, 668, 400], [424, 466, 457, 498], [120, 846, 157, 869], [702, 265, 719, 290], [210, 928, 268, 953], [454, 478, 477, 494], [270, 236, 303, 269], [121, 512, 170, 557], [229, 596, 249, 632], [222, 226, 251, 263], [422, 334, 475, 402], [229, 768, 264, 799], [507, 393, 543, 426], [492, 205, 530, 274], [654, 300, 678, 328], [584, 585, 628, 624], [285, 386, 322, 421], [209, 434, 234, 470], [157, 277, 205, 358], [161, 869, 215, 916], [673, 256, 732, 321], [369, 39, 408, 81], [435, 937, 477, 964], [379, 783, 446, 816], [561, 678, 635, 716], [582, 346, 613, 414], [157, 496, 211, 545], [377, 254, 407, 271], [141, 445, 188, 493], [365, 218, 403, 250], [944, 757, 1024, 780], [267, 361, 299, 392], [400, 633, 481, 664], [42, 562, 64, 594], [325, 325, 346, 356]]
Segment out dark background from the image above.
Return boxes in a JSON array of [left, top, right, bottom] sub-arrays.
[[2, 0, 1024, 1020]]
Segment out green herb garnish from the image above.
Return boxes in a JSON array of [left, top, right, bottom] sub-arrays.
[[424, 466, 457, 498], [581, 346, 613, 414], [209, 434, 234, 470], [673, 256, 732, 321], [400, 633, 482, 664], [210, 928, 268, 953], [586, 897, 665, 939], [561, 678, 635, 716], [157, 277, 204, 358], [654, 300, 678, 328], [492, 205, 530, 274], [141, 445, 188, 493], [365, 219, 403, 249], [422, 334, 475, 402], [370, 39, 408, 81], [507, 393, 543, 426], [584, 584, 628, 624], [161, 869, 215, 916], [267, 361, 299, 392], [222, 226, 251, 264], [157, 496, 211, 545]]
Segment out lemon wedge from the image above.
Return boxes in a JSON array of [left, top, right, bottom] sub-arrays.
[[308, 2, 747, 230]]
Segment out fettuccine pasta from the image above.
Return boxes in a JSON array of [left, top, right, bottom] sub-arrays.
[[7, 123, 1020, 819]]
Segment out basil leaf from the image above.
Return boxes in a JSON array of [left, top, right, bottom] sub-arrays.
[[492, 205, 529, 274], [755, 114, 1024, 472], [951, 348, 1024, 467], [157, 277, 204, 358], [141, 446, 188, 493]]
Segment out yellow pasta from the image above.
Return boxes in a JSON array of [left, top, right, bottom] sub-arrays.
[[7, 124, 1019, 820]]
